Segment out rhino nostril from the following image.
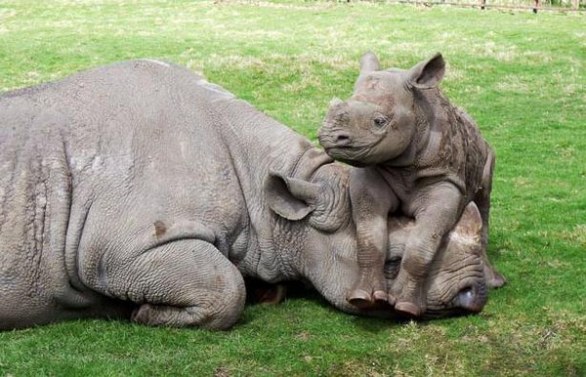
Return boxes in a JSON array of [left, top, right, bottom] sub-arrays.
[[457, 285, 486, 313], [335, 132, 351, 145], [459, 287, 474, 300]]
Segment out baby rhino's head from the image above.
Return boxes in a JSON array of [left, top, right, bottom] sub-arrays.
[[319, 51, 446, 166]]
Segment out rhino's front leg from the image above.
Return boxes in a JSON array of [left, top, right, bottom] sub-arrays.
[[86, 239, 246, 330], [391, 182, 463, 317], [349, 214, 389, 307], [347, 168, 396, 308]]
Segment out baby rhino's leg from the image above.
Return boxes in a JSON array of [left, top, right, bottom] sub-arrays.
[[392, 183, 463, 317]]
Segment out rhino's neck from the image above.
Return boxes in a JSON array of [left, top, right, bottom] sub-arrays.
[[251, 153, 341, 284], [298, 216, 360, 315], [211, 98, 334, 282]]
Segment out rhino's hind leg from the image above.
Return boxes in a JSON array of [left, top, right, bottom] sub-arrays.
[[88, 240, 246, 330]]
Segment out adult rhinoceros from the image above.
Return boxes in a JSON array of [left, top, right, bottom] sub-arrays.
[[0, 60, 489, 330]]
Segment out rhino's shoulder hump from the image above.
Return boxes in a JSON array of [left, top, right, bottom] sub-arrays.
[[110, 59, 235, 101], [194, 78, 236, 101]]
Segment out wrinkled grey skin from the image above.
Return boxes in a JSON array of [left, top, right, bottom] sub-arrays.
[[386, 202, 488, 317], [319, 52, 505, 317], [0, 60, 487, 330], [261, 201, 489, 317]]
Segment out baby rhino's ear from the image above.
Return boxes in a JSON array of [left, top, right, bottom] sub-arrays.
[[406, 53, 445, 90]]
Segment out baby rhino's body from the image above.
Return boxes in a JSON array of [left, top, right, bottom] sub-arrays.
[[319, 52, 505, 316]]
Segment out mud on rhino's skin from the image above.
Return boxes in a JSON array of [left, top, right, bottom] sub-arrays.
[[1, 59, 489, 330], [319, 52, 506, 316]]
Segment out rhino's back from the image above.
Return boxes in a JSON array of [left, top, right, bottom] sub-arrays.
[[0, 61, 251, 327], [414, 91, 491, 197], [52, 60, 250, 256]]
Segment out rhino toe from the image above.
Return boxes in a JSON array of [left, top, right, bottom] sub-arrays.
[[347, 288, 374, 309], [395, 301, 422, 318]]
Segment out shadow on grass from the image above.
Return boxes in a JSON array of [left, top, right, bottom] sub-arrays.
[[244, 278, 407, 333], [8, 277, 494, 334]]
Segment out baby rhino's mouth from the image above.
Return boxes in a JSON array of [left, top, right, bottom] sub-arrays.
[[318, 134, 370, 167], [322, 148, 369, 168]]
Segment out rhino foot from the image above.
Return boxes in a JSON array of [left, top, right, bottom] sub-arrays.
[[254, 284, 288, 304], [394, 301, 422, 318], [390, 272, 426, 318], [347, 288, 373, 309], [347, 286, 388, 309], [347, 272, 389, 309]]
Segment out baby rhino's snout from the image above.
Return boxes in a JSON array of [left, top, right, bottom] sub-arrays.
[[318, 128, 352, 149], [319, 102, 352, 149], [335, 132, 351, 144], [333, 131, 351, 145]]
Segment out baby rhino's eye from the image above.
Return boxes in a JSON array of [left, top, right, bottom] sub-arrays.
[[373, 116, 388, 128]]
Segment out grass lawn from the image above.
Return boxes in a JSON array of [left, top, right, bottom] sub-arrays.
[[0, 1, 584, 376]]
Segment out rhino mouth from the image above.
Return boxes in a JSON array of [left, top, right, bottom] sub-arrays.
[[320, 146, 370, 167], [422, 281, 488, 319]]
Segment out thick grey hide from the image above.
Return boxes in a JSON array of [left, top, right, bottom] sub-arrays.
[[0, 60, 489, 330], [0, 60, 364, 330]]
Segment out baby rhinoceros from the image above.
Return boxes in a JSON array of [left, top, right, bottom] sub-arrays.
[[318, 52, 506, 317]]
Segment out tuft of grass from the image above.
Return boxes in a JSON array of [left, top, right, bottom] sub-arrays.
[[1, 1, 585, 376]]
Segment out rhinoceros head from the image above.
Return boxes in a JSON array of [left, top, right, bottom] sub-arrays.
[[319, 52, 445, 166], [265, 166, 489, 318], [385, 202, 488, 318]]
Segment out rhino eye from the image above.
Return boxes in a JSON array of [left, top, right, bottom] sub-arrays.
[[384, 256, 401, 280], [373, 116, 388, 128]]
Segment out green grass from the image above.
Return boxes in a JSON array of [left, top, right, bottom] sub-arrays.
[[0, 1, 584, 376]]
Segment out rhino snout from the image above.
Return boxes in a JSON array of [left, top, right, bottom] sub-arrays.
[[318, 130, 352, 148], [332, 131, 352, 146]]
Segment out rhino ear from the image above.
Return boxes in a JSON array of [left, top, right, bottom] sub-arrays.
[[451, 202, 482, 242], [406, 53, 445, 90], [264, 171, 320, 221]]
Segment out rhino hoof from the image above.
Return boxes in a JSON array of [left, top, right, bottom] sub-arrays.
[[395, 301, 422, 318], [347, 289, 373, 309], [373, 290, 388, 303]]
